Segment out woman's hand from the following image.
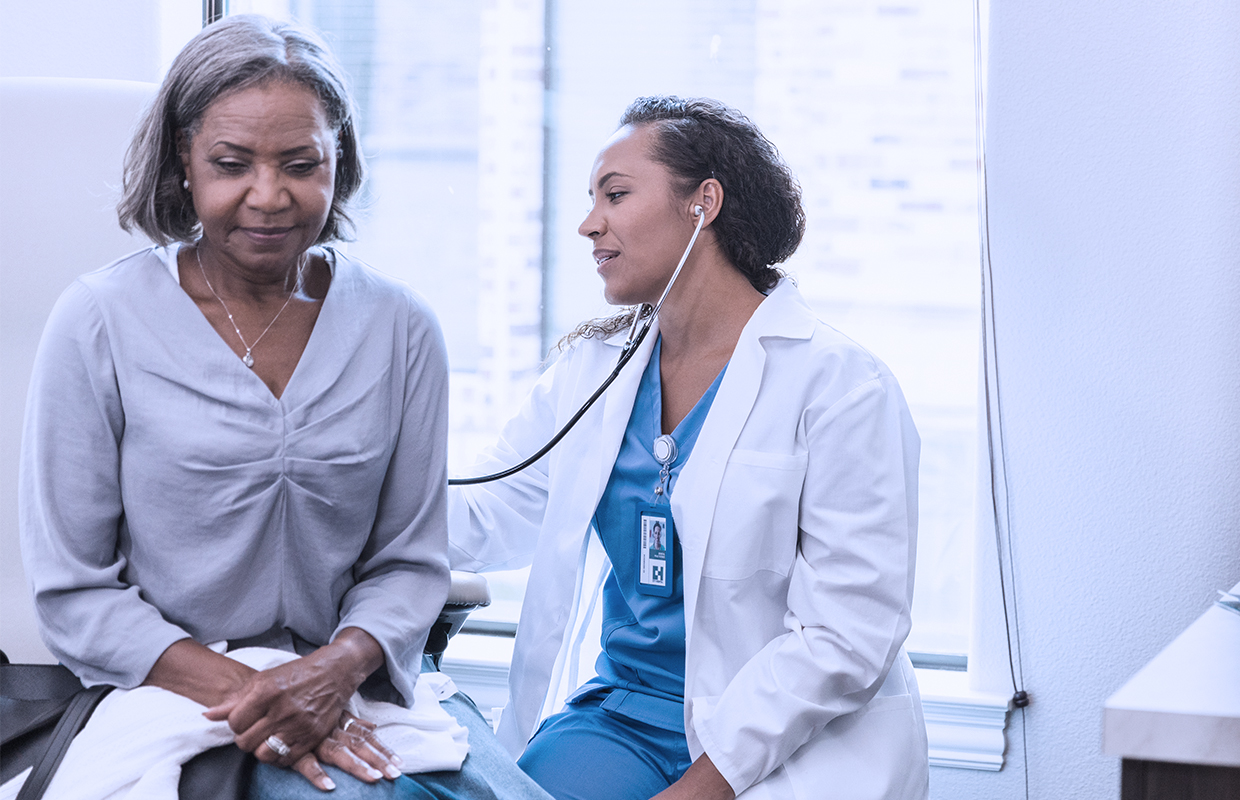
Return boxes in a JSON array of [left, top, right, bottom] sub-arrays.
[[205, 654, 353, 764], [202, 628, 386, 770], [303, 714, 405, 789], [146, 630, 398, 789], [285, 713, 405, 791]]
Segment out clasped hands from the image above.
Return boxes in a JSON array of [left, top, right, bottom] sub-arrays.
[[146, 628, 398, 792], [204, 654, 402, 791]]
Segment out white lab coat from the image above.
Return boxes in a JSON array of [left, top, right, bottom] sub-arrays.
[[449, 280, 930, 799]]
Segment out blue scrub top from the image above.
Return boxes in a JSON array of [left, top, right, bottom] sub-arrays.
[[573, 337, 726, 733]]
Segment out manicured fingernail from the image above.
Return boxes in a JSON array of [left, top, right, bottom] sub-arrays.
[[368, 767, 383, 780], [391, 754, 404, 767], [385, 764, 401, 778], [322, 777, 336, 791]]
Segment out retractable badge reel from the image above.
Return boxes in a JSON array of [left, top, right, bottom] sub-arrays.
[[637, 434, 678, 597]]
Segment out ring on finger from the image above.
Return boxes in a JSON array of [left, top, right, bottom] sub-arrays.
[[341, 717, 357, 734], [265, 735, 291, 757]]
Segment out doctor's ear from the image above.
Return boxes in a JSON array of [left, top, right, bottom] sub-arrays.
[[690, 179, 723, 224]]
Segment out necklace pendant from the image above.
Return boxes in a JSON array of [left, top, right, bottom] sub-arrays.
[[195, 245, 302, 372]]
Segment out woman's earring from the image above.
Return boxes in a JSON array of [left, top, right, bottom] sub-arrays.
[[182, 179, 190, 190]]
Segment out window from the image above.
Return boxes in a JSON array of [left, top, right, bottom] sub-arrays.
[[236, 0, 981, 665]]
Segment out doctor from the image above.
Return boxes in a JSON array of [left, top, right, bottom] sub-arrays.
[[449, 96, 929, 800]]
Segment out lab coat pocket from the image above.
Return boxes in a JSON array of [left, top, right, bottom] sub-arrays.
[[703, 450, 808, 580], [784, 701, 928, 800]]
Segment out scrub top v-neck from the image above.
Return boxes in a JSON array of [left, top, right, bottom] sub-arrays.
[[577, 336, 727, 734]]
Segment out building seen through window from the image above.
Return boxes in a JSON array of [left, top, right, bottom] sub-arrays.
[[237, 0, 980, 661]]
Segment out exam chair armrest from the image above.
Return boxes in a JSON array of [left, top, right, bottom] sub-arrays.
[[424, 571, 492, 667]]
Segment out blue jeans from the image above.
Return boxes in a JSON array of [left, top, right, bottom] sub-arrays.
[[517, 697, 693, 800], [249, 692, 552, 800]]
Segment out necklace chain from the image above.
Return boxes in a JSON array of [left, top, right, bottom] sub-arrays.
[[195, 245, 304, 369]]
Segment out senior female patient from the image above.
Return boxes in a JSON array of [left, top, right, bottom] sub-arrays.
[[450, 96, 930, 800], [20, 14, 547, 800]]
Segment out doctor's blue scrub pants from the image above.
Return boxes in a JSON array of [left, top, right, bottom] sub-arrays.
[[517, 695, 694, 800]]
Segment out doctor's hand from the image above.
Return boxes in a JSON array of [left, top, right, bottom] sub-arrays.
[[652, 754, 736, 800]]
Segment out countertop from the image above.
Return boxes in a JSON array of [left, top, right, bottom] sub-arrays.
[[1103, 579, 1240, 768]]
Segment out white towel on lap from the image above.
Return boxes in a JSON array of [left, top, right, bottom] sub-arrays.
[[0, 648, 469, 800]]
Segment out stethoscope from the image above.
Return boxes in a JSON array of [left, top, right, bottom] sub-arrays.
[[449, 206, 707, 486]]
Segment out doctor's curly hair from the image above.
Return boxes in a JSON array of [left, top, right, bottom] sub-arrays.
[[561, 96, 805, 350], [620, 96, 805, 292]]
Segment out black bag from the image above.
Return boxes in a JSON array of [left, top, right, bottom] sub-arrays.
[[0, 653, 112, 800], [179, 744, 254, 800], [0, 652, 252, 800]]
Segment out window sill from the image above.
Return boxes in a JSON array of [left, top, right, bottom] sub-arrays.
[[441, 642, 1013, 771]]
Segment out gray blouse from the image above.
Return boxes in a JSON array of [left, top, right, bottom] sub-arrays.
[[19, 245, 450, 705]]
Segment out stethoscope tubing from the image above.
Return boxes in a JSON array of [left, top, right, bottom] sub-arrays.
[[448, 210, 706, 486], [447, 320, 651, 486]]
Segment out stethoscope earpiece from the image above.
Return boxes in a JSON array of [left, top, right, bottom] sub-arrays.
[[693, 205, 703, 217]]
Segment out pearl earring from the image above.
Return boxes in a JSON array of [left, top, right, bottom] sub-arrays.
[[182, 179, 190, 190]]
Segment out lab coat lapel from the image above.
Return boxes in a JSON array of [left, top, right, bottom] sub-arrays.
[[549, 319, 658, 533], [509, 320, 658, 748], [596, 318, 660, 499], [548, 318, 657, 674], [672, 282, 815, 641], [672, 333, 763, 638]]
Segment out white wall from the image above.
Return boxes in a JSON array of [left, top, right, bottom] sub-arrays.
[[0, 0, 171, 663], [0, 0, 161, 82], [932, 1, 1240, 798]]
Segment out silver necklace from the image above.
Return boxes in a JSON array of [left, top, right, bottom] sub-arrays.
[[195, 246, 303, 368]]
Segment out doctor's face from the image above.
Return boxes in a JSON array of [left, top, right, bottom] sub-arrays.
[[578, 124, 697, 306]]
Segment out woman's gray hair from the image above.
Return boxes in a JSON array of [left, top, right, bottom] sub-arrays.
[[118, 14, 364, 245]]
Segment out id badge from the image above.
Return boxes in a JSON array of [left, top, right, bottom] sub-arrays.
[[636, 504, 675, 597]]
